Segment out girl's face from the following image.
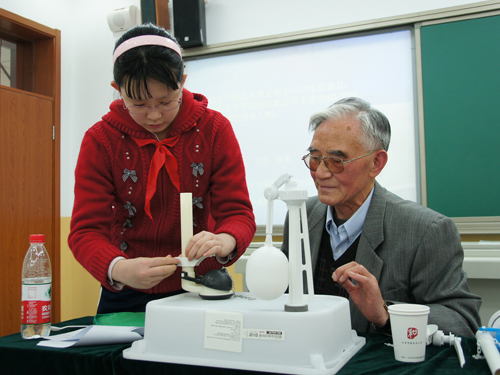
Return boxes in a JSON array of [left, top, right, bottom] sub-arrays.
[[113, 75, 187, 140]]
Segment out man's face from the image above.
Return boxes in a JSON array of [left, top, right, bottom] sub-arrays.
[[308, 116, 378, 220]]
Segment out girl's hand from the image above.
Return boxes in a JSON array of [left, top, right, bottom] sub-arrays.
[[185, 231, 236, 261], [112, 255, 180, 290]]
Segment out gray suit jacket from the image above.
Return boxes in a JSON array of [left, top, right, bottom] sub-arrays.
[[281, 182, 481, 337]]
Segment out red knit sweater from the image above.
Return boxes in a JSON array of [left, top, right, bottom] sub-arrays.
[[68, 89, 256, 294]]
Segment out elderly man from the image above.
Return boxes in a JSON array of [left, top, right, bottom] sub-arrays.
[[281, 97, 481, 337]]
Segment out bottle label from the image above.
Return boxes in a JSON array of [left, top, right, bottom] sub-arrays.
[[21, 283, 51, 324]]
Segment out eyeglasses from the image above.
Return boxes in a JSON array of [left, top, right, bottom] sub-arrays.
[[302, 150, 377, 174], [123, 94, 182, 114]]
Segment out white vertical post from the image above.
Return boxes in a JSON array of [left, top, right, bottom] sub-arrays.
[[286, 204, 307, 311], [280, 181, 313, 312], [180, 192, 198, 292], [180, 192, 193, 257], [300, 201, 314, 299]]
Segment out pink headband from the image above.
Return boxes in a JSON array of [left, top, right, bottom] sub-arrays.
[[113, 35, 182, 64]]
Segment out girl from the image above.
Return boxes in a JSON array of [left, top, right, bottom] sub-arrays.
[[68, 23, 256, 314]]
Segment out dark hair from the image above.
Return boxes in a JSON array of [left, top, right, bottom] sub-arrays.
[[309, 97, 391, 152], [113, 23, 184, 100]]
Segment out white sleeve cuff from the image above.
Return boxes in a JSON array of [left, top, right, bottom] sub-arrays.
[[215, 249, 237, 265], [108, 256, 126, 290]]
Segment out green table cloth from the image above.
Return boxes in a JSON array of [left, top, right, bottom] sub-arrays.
[[0, 316, 491, 375]]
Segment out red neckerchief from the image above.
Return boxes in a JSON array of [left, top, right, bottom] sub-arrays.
[[133, 135, 181, 220]]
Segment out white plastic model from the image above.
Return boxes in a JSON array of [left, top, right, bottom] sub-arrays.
[[279, 178, 314, 311], [475, 310, 500, 375], [123, 179, 366, 374], [426, 324, 465, 367], [177, 192, 233, 299], [245, 174, 290, 300], [246, 174, 314, 310]]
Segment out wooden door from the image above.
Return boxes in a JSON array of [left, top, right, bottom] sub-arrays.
[[0, 8, 60, 337]]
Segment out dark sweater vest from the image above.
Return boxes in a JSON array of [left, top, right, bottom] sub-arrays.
[[313, 220, 360, 298]]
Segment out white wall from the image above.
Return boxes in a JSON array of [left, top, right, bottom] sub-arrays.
[[0, 0, 142, 217], [0, 0, 486, 216], [203, 0, 488, 44]]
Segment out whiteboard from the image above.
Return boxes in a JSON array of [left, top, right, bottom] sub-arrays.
[[185, 28, 417, 225]]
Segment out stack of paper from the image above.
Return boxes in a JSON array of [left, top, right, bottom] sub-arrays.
[[37, 325, 143, 348]]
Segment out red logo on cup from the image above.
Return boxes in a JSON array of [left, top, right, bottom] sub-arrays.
[[407, 327, 418, 339]]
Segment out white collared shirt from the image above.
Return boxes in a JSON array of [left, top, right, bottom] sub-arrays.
[[325, 187, 374, 260]]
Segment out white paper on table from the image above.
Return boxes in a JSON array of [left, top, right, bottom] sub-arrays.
[[37, 325, 144, 348]]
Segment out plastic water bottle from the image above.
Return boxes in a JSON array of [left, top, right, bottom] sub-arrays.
[[21, 234, 52, 339]]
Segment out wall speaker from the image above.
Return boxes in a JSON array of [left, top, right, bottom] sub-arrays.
[[141, 0, 170, 30], [173, 0, 206, 48], [107, 5, 138, 33]]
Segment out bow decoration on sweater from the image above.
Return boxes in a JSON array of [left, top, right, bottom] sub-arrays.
[[122, 169, 138, 183], [193, 196, 203, 209], [123, 219, 133, 228], [191, 163, 204, 177], [124, 201, 136, 217]]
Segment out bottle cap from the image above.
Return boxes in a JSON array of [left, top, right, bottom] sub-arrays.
[[30, 234, 45, 243]]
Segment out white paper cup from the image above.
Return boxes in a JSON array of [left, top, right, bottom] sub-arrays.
[[388, 304, 430, 363]]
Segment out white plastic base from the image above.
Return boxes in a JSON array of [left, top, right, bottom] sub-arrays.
[[123, 292, 365, 375]]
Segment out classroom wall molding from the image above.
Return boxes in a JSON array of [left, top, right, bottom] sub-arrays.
[[243, 240, 500, 280], [462, 242, 500, 279], [453, 217, 500, 235]]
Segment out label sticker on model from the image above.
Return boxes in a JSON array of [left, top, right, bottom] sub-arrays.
[[243, 329, 285, 340], [204, 310, 243, 353]]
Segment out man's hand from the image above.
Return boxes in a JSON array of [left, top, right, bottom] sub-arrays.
[[184, 231, 236, 261], [112, 255, 180, 290], [332, 261, 389, 327]]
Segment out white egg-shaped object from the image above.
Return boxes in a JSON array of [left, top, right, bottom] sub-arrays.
[[245, 244, 289, 300]]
